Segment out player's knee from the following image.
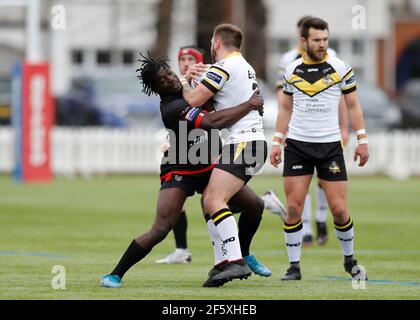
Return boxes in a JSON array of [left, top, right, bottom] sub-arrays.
[[151, 225, 171, 244], [202, 193, 220, 214], [330, 205, 347, 219], [255, 196, 265, 217], [286, 203, 301, 223]]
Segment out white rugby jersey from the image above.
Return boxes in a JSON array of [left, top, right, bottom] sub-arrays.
[[276, 47, 337, 90], [200, 52, 265, 144], [282, 54, 356, 143]]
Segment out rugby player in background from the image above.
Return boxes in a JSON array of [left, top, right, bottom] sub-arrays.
[[266, 16, 349, 247]]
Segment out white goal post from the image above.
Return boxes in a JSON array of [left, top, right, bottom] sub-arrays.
[[0, 0, 42, 63]]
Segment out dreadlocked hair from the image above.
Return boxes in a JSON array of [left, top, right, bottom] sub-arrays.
[[136, 52, 170, 96]]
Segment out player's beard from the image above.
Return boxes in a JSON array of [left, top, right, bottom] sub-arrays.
[[307, 45, 326, 62]]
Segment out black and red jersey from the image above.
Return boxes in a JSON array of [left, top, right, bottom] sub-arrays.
[[159, 92, 221, 181]]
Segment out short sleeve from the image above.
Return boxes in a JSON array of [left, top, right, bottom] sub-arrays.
[[201, 65, 229, 93], [276, 56, 289, 90], [340, 64, 357, 94], [282, 75, 294, 96], [163, 100, 205, 129], [276, 66, 286, 90], [182, 107, 206, 129]]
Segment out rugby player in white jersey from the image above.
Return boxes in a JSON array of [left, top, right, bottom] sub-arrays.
[[270, 18, 369, 281], [263, 16, 349, 247], [181, 23, 268, 283], [158, 46, 275, 284]]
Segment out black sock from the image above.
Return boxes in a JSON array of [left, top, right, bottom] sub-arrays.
[[173, 210, 188, 249], [238, 213, 262, 257], [291, 261, 300, 270], [111, 240, 151, 278], [344, 255, 354, 264]]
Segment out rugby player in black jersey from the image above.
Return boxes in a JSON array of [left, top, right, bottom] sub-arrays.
[[155, 46, 207, 265], [100, 54, 266, 288]]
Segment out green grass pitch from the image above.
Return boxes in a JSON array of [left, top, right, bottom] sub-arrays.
[[0, 174, 419, 300]]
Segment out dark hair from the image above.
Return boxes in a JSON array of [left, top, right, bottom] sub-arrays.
[[300, 17, 329, 39], [297, 15, 314, 28], [136, 52, 169, 96], [213, 23, 243, 49]]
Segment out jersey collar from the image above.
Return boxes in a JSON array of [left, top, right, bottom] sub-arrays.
[[225, 51, 242, 59]]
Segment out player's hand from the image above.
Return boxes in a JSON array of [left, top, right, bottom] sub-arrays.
[[248, 91, 264, 114], [270, 144, 282, 168], [185, 63, 210, 81], [354, 144, 369, 167]]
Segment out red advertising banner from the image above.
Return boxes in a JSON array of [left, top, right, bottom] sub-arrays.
[[21, 63, 54, 182]]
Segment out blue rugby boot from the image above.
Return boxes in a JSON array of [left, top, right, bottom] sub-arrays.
[[100, 274, 122, 288], [244, 255, 272, 277]]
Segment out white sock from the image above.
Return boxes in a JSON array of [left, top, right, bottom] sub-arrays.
[[284, 220, 303, 263], [205, 216, 227, 265], [316, 184, 329, 223], [212, 209, 242, 261], [334, 217, 354, 256], [302, 193, 312, 236]]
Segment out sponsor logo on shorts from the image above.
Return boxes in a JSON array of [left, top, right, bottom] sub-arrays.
[[292, 165, 303, 170], [174, 175, 183, 182], [329, 161, 341, 174]]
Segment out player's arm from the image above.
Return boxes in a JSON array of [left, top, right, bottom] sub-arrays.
[[202, 99, 215, 112], [182, 65, 228, 107], [343, 91, 369, 167], [270, 91, 293, 168], [199, 91, 263, 130], [338, 96, 349, 146], [181, 83, 214, 107]]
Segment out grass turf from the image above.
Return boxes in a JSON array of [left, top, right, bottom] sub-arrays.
[[0, 175, 419, 300]]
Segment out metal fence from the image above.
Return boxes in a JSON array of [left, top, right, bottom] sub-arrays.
[[1, 127, 419, 179]]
